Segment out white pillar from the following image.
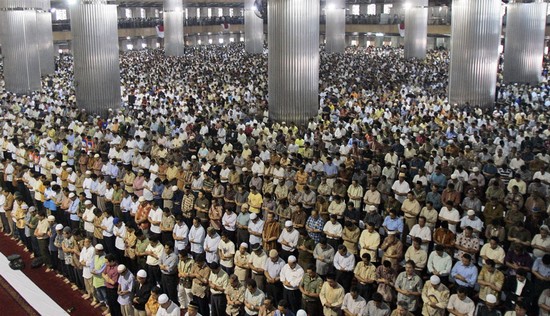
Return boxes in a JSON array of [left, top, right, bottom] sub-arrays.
[[164, 0, 184, 56], [70, 0, 121, 116], [404, 0, 428, 59], [503, 0, 547, 84], [325, 0, 345, 53], [449, 0, 502, 108], [268, 0, 320, 124], [0, 0, 41, 94]]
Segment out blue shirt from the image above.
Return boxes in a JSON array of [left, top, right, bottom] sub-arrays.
[[69, 199, 80, 221], [429, 173, 447, 189], [323, 163, 338, 177], [426, 192, 442, 210], [451, 261, 478, 287], [383, 216, 403, 233], [306, 216, 325, 243], [533, 258, 550, 278]]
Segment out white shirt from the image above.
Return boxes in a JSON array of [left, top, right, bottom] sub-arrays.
[[204, 234, 221, 263], [219, 239, 235, 268], [342, 293, 367, 316], [148, 207, 163, 234], [333, 252, 355, 271], [156, 301, 180, 316], [82, 178, 93, 199], [189, 225, 206, 254], [323, 221, 343, 239], [280, 264, 304, 290], [222, 212, 237, 232], [248, 219, 264, 245], [409, 224, 432, 242], [278, 228, 299, 252], [439, 207, 460, 233], [101, 216, 114, 237], [79, 245, 95, 279], [173, 223, 189, 250], [82, 207, 96, 233], [114, 223, 127, 250]]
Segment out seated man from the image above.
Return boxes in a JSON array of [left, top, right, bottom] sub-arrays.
[[450, 254, 478, 289], [447, 286, 475, 316]]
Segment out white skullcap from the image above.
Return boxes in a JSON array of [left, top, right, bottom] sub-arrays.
[[297, 310, 307, 316], [249, 213, 257, 220], [430, 275, 440, 285], [84, 200, 92, 205], [467, 209, 475, 216], [288, 255, 297, 263], [117, 264, 126, 273], [94, 244, 104, 250], [240, 242, 248, 248], [285, 220, 293, 227], [47, 215, 55, 221], [486, 294, 497, 304], [137, 270, 147, 278], [157, 294, 169, 304], [55, 224, 63, 231]]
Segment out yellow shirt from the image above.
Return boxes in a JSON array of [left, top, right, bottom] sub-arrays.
[[319, 282, 345, 316], [247, 193, 263, 213]]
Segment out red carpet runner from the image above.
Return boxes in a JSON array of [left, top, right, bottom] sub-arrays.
[[0, 274, 40, 316], [0, 233, 102, 316]]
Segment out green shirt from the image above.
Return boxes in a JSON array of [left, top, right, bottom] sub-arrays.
[[92, 255, 106, 288], [29, 215, 39, 235], [300, 274, 323, 301]]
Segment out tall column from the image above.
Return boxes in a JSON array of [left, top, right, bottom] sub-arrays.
[[0, 0, 42, 94], [404, 0, 428, 59], [164, 0, 184, 56], [268, 0, 319, 124], [325, 0, 345, 53], [503, 0, 547, 84], [391, 36, 401, 48], [449, 0, 502, 108], [244, 0, 263, 53], [37, 0, 55, 75], [70, 0, 120, 116]]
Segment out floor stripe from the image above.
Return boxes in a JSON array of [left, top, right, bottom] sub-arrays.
[[0, 253, 69, 316], [0, 274, 40, 316]]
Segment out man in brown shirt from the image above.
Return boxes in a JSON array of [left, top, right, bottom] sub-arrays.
[[225, 274, 245, 316], [190, 254, 211, 316], [262, 212, 280, 251]]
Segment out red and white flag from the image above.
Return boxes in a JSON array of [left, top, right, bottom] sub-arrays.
[[156, 25, 164, 38], [398, 22, 405, 37], [221, 22, 230, 31]]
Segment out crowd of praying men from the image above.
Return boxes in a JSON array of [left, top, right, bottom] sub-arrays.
[[0, 43, 549, 316]]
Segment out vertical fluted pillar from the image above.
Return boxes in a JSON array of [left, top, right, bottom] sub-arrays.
[[503, 0, 547, 84], [449, 0, 502, 108], [37, 0, 55, 74], [404, 0, 428, 59], [164, 0, 184, 56], [0, 0, 42, 94], [70, 0, 120, 116], [244, 0, 264, 53], [325, 0, 345, 53], [268, 0, 320, 124]]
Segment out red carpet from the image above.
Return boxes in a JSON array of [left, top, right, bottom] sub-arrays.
[[0, 233, 102, 316], [0, 274, 40, 316]]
